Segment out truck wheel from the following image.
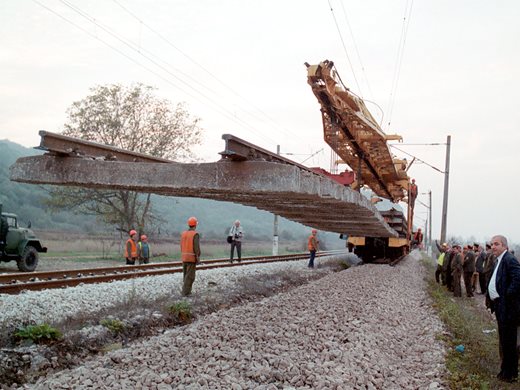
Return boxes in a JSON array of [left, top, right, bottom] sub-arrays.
[[17, 246, 39, 272]]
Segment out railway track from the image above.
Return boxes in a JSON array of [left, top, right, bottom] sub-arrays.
[[0, 250, 345, 294]]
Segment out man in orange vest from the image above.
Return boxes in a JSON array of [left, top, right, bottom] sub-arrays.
[[124, 229, 138, 265], [412, 228, 424, 249], [409, 178, 418, 210], [181, 217, 201, 296], [307, 229, 319, 268]]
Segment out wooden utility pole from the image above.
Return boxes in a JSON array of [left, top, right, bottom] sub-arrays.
[[440, 135, 451, 243]]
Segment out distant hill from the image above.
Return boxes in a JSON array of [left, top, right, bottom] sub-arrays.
[[0, 140, 344, 248], [0, 139, 99, 232]]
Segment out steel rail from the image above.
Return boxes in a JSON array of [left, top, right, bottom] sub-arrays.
[[389, 253, 408, 267], [219, 134, 313, 172], [0, 252, 333, 284], [0, 251, 343, 283], [0, 251, 344, 294], [37, 130, 173, 163]]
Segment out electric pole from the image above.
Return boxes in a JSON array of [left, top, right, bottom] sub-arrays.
[[440, 135, 451, 243], [273, 145, 280, 255], [428, 190, 432, 248]]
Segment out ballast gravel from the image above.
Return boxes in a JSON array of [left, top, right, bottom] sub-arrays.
[[18, 251, 446, 389], [0, 258, 336, 328]]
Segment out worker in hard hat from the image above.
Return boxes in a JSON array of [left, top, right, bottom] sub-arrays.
[[409, 178, 418, 210], [180, 217, 201, 296], [138, 234, 151, 264], [124, 229, 139, 265], [435, 242, 448, 284], [412, 228, 423, 249], [307, 229, 319, 268]]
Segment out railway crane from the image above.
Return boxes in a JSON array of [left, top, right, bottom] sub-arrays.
[[306, 60, 414, 260]]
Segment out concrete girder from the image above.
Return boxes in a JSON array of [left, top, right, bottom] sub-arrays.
[[10, 155, 398, 237]]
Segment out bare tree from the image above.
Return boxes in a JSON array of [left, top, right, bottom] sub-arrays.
[[45, 83, 203, 233]]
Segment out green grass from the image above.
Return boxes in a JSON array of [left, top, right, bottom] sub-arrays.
[[100, 318, 125, 334], [168, 301, 192, 322], [14, 323, 62, 343], [423, 257, 518, 390]]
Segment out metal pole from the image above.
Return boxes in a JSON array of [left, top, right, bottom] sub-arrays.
[[407, 181, 412, 250], [273, 145, 280, 255], [428, 190, 432, 247], [424, 218, 428, 250], [440, 135, 451, 243]]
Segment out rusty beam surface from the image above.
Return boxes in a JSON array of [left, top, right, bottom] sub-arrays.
[[37, 130, 173, 163], [10, 155, 397, 237], [219, 134, 310, 171]]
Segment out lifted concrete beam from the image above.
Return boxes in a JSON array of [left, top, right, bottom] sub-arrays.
[[10, 155, 397, 237]]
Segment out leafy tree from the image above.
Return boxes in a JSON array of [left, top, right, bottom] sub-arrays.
[[45, 83, 202, 234]]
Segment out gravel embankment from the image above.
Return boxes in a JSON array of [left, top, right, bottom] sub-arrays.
[[22, 251, 446, 389], [0, 257, 340, 328]]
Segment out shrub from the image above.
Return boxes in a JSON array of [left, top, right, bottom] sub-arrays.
[[100, 318, 125, 334], [168, 301, 192, 322], [14, 323, 62, 343]]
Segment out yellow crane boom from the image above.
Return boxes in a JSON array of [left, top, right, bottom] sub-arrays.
[[306, 60, 409, 202]]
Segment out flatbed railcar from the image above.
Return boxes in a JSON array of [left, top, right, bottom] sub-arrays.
[[347, 207, 409, 263]]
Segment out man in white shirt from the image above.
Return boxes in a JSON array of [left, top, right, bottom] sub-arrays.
[[228, 220, 244, 263], [486, 235, 520, 383]]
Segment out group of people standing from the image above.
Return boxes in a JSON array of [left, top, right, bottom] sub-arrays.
[[124, 219, 244, 297], [435, 235, 520, 383], [124, 230, 151, 265], [435, 241, 490, 298], [123, 220, 324, 297]]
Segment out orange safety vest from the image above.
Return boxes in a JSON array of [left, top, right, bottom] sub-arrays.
[[181, 230, 197, 263], [124, 238, 138, 258], [308, 235, 318, 251]]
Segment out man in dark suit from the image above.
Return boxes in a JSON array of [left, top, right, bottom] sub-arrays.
[[462, 245, 476, 297], [451, 244, 463, 297], [486, 235, 520, 383]]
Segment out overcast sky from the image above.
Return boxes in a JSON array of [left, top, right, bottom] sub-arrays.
[[1, 0, 519, 244]]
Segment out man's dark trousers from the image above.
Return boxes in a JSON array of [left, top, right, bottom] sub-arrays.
[[308, 250, 316, 268], [230, 241, 241, 261], [495, 296, 518, 380]]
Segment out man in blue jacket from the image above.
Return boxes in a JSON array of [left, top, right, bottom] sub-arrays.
[[486, 235, 520, 383]]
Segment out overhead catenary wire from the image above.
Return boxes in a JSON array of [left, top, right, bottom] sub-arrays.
[[59, 0, 219, 99], [57, 0, 277, 144], [111, 0, 301, 140], [31, 1, 195, 99], [300, 148, 324, 165], [338, 0, 374, 100], [327, 0, 363, 96], [386, 0, 414, 131], [36, 0, 279, 146], [389, 144, 444, 173]]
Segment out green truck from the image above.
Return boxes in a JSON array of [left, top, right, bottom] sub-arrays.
[[0, 204, 47, 272]]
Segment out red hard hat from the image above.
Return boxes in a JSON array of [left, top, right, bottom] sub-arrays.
[[140, 234, 147, 241], [129, 229, 137, 236], [187, 217, 198, 227]]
